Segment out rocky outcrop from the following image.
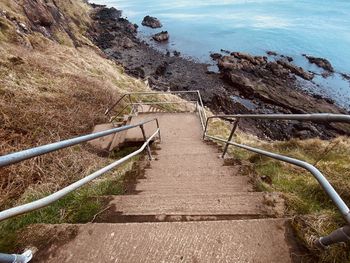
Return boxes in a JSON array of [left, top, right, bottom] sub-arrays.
[[153, 31, 169, 42], [215, 51, 349, 139], [142, 16, 162, 28], [276, 60, 314, 80], [303, 55, 334, 72], [93, 7, 121, 21], [9, 0, 92, 47]]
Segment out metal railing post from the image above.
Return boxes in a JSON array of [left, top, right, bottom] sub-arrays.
[[203, 117, 210, 140], [316, 225, 350, 249], [140, 125, 152, 160], [222, 119, 239, 158], [155, 119, 162, 142]]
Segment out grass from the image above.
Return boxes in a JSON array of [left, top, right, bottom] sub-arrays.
[[206, 118, 350, 262], [0, 153, 140, 253]]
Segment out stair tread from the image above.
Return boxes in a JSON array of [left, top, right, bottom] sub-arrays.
[[105, 192, 283, 216], [33, 219, 293, 263]]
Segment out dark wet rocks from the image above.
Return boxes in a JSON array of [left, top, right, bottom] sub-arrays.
[[266, 51, 278, 56], [214, 51, 350, 138], [153, 31, 169, 42], [341, 73, 350, 80], [89, 6, 350, 140], [142, 16, 162, 28], [276, 60, 314, 80], [210, 53, 222, 60], [303, 54, 334, 73], [93, 7, 121, 21]]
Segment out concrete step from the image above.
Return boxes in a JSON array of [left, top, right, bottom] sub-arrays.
[[137, 175, 249, 184], [88, 123, 116, 151], [33, 219, 294, 263], [124, 113, 202, 143], [135, 176, 253, 193], [101, 193, 284, 220], [143, 166, 240, 177]]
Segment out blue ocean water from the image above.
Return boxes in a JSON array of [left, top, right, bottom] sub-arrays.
[[93, 0, 350, 109]]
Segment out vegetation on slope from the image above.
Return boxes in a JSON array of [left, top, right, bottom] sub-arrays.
[[207, 118, 350, 262], [0, 0, 159, 253]]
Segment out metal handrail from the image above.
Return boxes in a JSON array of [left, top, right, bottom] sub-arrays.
[[0, 118, 160, 221], [0, 129, 159, 222], [0, 118, 160, 168], [104, 90, 207, 130], [0, 117, 161, 262], [203, 113, 350, 246]]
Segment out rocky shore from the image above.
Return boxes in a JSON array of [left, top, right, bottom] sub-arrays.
[[88, 5, 350, 140]]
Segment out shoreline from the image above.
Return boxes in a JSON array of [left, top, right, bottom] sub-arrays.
[[88, 5, 350, 140]]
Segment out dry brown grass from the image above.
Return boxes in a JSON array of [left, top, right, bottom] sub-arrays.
[[206, 118, 350, 262], [0, 3, 155, 208]]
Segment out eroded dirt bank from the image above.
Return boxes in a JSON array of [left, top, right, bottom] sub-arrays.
[[88, 5, 350, 140]]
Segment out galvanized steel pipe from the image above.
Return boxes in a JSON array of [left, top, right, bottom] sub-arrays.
[[0, 118, 158, 168], [0, 129, 160, 222]]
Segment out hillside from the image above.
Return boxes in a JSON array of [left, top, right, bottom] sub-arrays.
[[0, 1, 349, 262]]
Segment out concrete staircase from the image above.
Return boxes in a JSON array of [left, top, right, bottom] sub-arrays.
[[34, 112, 297, 262]]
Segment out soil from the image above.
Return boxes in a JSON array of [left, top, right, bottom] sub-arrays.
[[88, 5, 350, 140]]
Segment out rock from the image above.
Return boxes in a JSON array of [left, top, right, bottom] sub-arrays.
[[210, 53, 222, 60], [126, 23, 137, 33], [120, 37, 134, 49], [23, 0, 55, 27], [18, 22, 29, 33], [173, 50, 180, 57], [231, 52, 267, 65], [281, 55, 293, 62], [341, 73, 350, 80], [220, 49, 230, 54], [128, 66, 145, 78], [153, 31, 169, 42], [93, 7, 121, 21], [266, 51, 278, 56], [303, 55, 334, 72], [155, 62, 168, 76], [142, 15, 162, 28], [277, 59, 314, 80]]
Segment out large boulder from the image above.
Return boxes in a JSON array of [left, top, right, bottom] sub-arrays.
[[152, 31, 169, 42], [142, 15, 162, 28], [303, 55, 334, 73]]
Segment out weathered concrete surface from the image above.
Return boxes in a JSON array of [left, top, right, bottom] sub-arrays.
[[88, 123, 116, 151], [36, 219, 293, 263], [34, 112, 294, 261], [107, 193, 281, 217]]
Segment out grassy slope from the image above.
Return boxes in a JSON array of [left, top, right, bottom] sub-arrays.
[[0, 0, 160, 252], [0, 0, 190, 252], [207, 118, 350, 262]]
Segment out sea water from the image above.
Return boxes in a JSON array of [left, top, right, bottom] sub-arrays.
[[93, 0, 350, 110]]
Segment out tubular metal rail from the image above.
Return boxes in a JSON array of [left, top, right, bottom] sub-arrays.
[[0, 118, 161, 263], [105, 90, 207, 130], [203, 113, 350, 248]]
